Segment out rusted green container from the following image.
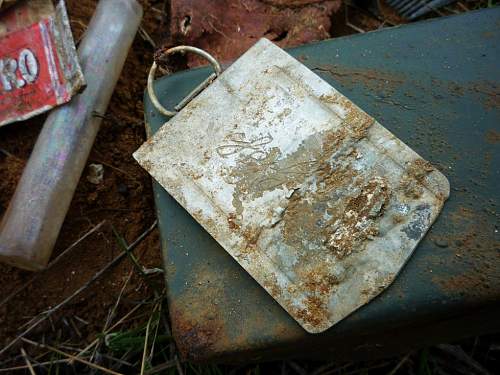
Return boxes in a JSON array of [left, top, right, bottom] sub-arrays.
[[145, 8, 500, 363]]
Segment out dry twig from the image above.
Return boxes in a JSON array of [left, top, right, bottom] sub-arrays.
[[0, 359, 70, 372], [139, 25, 157, 49]]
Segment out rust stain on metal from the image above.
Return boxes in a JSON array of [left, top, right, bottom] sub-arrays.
[[169, 288, 229, 362], [169, 257, 300, 362], [469, 81, 500, 110], [314, 64, 499, 112], [135, 39, 450, 333], [294, 295, 329, 328], [485, 129, 500, 144], [171, 304, 225, 362], [435, 273, 492, 297], [313, 65, 405, 98], [429, 204, 500, 300], [166, 260, 231, 361]]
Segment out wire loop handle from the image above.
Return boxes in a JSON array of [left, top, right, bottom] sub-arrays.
[[147, 46, 222, 117]]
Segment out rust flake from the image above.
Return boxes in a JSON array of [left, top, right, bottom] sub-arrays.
[[263, 273, 283, 298], [320, 93, 375, 140], [227, 212, 240, 230], [327, 177, 389, 259], [239, 226, 262, 255], [294, 295, 329, 328], [399, 158, 435, 199], [299, 267, 339, 296], [171, 304, 225, 362], [469, 81, 499, 111]]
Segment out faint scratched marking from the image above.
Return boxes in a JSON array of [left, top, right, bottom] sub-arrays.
[[250, 159, 318, 190], [216, 132, 273, 161]]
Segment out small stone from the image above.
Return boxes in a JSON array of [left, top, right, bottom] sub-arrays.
[[87, 163, 104, 184], [434, 239, 449, 248], [117, 182, 128, 195]]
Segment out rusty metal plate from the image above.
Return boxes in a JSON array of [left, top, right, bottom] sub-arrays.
[[134, 39, 450, 333]]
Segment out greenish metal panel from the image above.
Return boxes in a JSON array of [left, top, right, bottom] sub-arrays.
[[145, 9, 500, 363]]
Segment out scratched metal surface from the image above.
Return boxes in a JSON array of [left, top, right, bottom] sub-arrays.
[[145, 9, 499, 362], [135, 39, 449, 333]]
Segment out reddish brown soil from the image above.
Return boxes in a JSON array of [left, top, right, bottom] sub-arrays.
[[164, 0, 341, 67], [0, 0, 162, 354]]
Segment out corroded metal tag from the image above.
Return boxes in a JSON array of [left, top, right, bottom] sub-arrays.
[[134, 39, 449, 333]]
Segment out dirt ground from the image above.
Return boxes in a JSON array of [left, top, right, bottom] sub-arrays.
[[0, 0, 497, 373], [0, 0, 162, 356]]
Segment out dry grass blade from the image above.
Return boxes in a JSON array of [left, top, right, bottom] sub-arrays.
[[387, 353, 410, 375], [145, 359, 176, 374], [345, 4, 366, 33], [342, 361, 393, 375], [311, 362, 351, 375], [21, 338, 124, 375], [140, 304, 158, 375], [175, 355, 184, 375], [112, 225, 161, 295], [90, 268, 135, 363], [74, 315, 89, 325], [437, 344, 492, 375], [0, 147, 15, 157], [0, 359, 69, 372], [99, 353, 135, 368], [0, 220, 157, 358], [20, 348, 36, 375], [69, 317, 82, 338], [139, 25, 157, 49], [288, 361, 307, 375], [76, 303, 143, 359], [0, 220, 106, 309], [148, 300, 164, 363]]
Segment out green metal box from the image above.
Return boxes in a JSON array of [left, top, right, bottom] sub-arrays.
[[145, 9, 500, 363]]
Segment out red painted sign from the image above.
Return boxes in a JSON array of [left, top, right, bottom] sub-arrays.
[[0, 0, 83, 127]]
